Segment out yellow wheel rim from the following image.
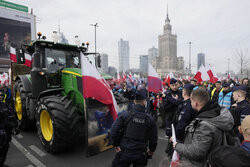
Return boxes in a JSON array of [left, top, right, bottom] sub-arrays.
[[15, 91, 22, 120], [40, 110, 53, 142]]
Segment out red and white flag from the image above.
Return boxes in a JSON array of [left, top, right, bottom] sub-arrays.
[[122, 71, 126, 81], [128, 72, 132, 81], [206, 65, 218, 83], [81, 52, 118, 120], [170, 124, 180, 167], [206, 65, 215, 83], [148, 63, 162, 93], [10, 47, 17, 62], [169, 72, 175, 79], [194, 65, 209, 83], [116, 70, 121, 83], [164, 74, 170, 86], [24, 53, 32, 67]]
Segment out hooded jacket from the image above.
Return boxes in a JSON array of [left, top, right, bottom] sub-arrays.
[[175, 102, 234, 167]]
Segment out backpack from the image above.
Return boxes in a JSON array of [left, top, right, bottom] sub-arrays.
[[207, 122, 244, 167], [208, 146, 250, 167]]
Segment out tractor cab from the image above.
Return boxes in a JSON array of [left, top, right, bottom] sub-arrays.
[[21, 37, 100, 96]]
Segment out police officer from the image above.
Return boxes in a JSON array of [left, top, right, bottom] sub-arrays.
[[0, 89, 18, 167], [231, 88, 250, 141], [164, 78, 182, 137], [175, 84, 196, 142], [110, 90, 158, 167]]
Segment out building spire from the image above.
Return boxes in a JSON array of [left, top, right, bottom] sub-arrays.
[[165, 3, 170, 23], [167, 3, 168, 16], [164, 2, 172, 34]]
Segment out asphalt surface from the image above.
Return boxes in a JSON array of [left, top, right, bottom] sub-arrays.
[[5, 120, 171, 167]]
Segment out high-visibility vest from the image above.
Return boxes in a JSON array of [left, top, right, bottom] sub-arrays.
[[218, 91, 232, 110], [211, 88, 223, 100], [193, 86, 199, 90], [3, 94, 6, 103]]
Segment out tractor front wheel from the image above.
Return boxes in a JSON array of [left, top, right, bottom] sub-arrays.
[[36, 95, 82, 153], [14, 80, 34, 130]]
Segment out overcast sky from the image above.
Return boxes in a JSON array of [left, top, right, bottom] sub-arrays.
[[9, 0, 250, 73]]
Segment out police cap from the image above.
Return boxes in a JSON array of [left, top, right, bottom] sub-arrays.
[[183, 83, 195, 91], [135, 90, 147, 100], [170, 78, 177, 84], [232, 85, 247, 92]]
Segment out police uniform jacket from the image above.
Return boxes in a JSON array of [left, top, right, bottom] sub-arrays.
[[176, 99, 196, 142], [164, 89, 182, 120], [110, 104, 158, 153]]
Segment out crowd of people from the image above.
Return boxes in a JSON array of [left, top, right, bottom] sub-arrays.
[[110, 77, 250, 167]]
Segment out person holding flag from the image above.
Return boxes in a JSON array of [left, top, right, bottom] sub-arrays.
[[172, 89, 234, 166]]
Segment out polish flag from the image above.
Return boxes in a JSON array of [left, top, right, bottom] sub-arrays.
[[206, 65, 218, 83], [10, 47, 17, 62], [81, 52, 118, 120], [164, 74, 171, 86], [148, 63, 162, 93], [194, 65, 209, 83], [122, 71, 126, 81], [206, 65, 215, 83], [228, 72, 231, 79], [164, 72, 174, 86], [169, 72, 175, 79], [194, 71, 202, 84], [200, 65, 210, 81], [128, 72, 132, 81], [24, 53, 32, 67], [214, 74, 218, 82], [117, 72, 121, 83], [170, 124, 180, 167]]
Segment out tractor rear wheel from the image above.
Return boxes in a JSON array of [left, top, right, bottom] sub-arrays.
[[14, 80, 34, 130], [36, 95, 82, 153]]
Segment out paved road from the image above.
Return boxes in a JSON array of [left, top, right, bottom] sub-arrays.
[[6, 122, 171, 167]]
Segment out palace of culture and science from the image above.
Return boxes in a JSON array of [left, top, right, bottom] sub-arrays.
[[152, 9, 184, 77]]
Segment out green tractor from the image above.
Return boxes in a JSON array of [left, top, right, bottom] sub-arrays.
[[13, 35, 117, 154]]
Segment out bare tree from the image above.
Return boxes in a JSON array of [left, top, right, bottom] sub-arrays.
[[234, 48, 249, 75]]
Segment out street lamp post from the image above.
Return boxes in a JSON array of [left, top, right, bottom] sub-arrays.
[[188, 41, 192, 74], [90, 23, 98, 55]]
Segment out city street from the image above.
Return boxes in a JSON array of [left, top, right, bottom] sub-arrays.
[[6, 122, 170, 167]]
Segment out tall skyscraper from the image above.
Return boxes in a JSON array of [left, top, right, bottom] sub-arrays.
[[197, 53, 205, 70], [118, 38, 130, 72], [153, 7, 178, 76], [177, 57, 184, 71], [101, 53, 108, 73], [139, 55, 148, 73], [148, 46, 158, 64]]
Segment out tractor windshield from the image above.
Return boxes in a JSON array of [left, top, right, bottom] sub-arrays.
[[45, 48, 80, 71], [84, 53, 97, 67]]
